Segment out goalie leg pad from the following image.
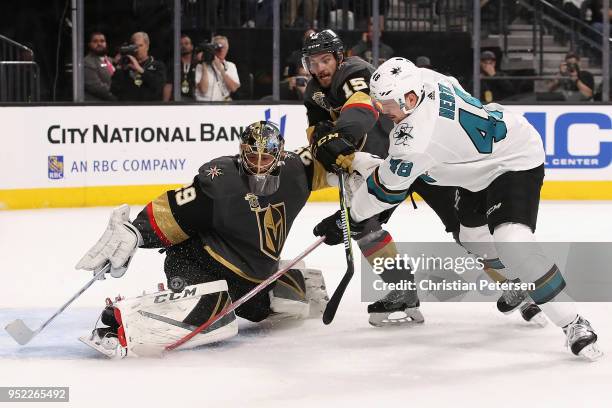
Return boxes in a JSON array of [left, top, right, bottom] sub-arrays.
[[270, 266, 328, 319], [81, 281, 238, 358]]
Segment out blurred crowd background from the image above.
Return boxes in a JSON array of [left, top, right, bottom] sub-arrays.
[[1, 0, 610, 104]]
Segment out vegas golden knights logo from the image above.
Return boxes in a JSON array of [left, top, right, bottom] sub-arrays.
[[245, 193, 287, 260]]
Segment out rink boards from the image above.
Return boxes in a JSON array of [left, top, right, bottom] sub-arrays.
[[0, 103, 611, 209]]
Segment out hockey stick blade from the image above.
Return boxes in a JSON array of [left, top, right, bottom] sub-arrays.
[[322, 171, 355, 325], [5, 319, 35, 345], [322, 262, 354, 324], [5, 263, 109, 346]]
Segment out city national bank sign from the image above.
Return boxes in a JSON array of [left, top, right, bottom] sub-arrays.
[[42, 106, 297, 183]]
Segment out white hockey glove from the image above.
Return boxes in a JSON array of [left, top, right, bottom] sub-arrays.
[[75, 204, 143, 278]]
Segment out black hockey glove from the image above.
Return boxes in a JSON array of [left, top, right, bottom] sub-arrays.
[[313, 210, 371, 246], [311, 121, 356, 173]]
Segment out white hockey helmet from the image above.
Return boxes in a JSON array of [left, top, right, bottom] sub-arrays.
[[370, 57, 424, 115]]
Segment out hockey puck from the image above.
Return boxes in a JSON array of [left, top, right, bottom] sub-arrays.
[[169, 276, 186, 293]]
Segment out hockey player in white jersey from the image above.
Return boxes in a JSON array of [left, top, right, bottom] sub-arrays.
[[346, 57, 601, 360]]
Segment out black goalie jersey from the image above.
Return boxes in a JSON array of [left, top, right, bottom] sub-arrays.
[[132, 149, 327, 282]]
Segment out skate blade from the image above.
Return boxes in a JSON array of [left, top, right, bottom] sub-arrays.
[[526, 312, 548, 328], [369, 308, 425, 328], [578, 343, 604, 362], [79, 336, 126, 359]]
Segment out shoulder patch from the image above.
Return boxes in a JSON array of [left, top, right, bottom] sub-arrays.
[[392, 123, 414, 146], [204, 165, 223, 180]]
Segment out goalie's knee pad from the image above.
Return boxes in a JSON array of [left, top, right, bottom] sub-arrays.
[[85, 281, 238, 357], [271, 264, 328, 319]]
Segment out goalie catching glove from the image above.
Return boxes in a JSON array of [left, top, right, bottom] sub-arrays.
[[75, 204, 142, 278], [311, 120, 356, 173]]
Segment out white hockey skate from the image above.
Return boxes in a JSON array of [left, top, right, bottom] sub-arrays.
[[79, 327, 127, 359], [564, 315, 603, 361], [368, 289, 424, 327]]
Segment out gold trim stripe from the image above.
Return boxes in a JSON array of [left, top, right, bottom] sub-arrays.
[[204, 245, 263, 284], [279, 273, 306, 299], [152, 193, 189, 245], [204, 245, 306, 298], [1, 180, 612, 210], [342, 90, 374, 110]]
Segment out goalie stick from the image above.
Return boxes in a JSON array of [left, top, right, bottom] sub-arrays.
[[322, 171, 355, 325], [159, 236, 326, 353], [5, 263, 110, 345]]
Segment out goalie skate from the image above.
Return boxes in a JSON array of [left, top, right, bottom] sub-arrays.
[[79, 327, 127, 359], [563, 315, 603, 361], [367, 290, 424, 327]]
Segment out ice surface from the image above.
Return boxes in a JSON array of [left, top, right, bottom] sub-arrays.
[[1, 202, 611, 407]]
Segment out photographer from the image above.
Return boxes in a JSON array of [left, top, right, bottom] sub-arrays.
[[280, 66, 310, 101], [195, 35, 240, 102], [111, 32, 166, 102], [163, 34, 199, 102], [548, 52, 594, 101]]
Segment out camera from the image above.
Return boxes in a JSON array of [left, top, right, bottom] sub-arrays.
[[119, 44, 139, 66], [195, 42, 222, 64], [566, 62, 579, 73], [295, 76, 308, 87]]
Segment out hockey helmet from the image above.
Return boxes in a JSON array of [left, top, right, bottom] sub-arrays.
[[370, 57, 425, 115], [301, 29, 344, 73], [239, 121, 285, 196]]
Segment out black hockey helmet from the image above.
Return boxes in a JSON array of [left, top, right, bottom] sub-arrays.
[[301, 29, 344, 72], [238, 121, 285, 196]]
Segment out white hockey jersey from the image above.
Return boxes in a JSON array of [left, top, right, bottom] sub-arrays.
[[351, 69, 545, 222]]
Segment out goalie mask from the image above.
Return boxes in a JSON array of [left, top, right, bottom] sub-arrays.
[[239, 121, 285, 196]]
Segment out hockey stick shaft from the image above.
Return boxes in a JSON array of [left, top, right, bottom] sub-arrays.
[[165, 236, 326, 351], [322, 172, 355, 325], [5, 263, 109, 345]]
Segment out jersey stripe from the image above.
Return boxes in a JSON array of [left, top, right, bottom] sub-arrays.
[[145, 201, 172, 247], [151, 193, 190, 245], [366, 168, 409, 205], [341, 91, 379, 118]]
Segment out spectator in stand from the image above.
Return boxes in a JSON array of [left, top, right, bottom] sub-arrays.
[[415, 55, 433, 69], [195, 35, 241, 101], [348, 17, 394, 65], [280, 66, 310, 100], [586, 0, 612, 33], [111, 32, 166, 102], [284, 29, 316, 78], [84, 32, 116, 101], [163, 34, 200, 102], [479, 50, 514, 103], [287, 0, 319, 27], [547, 52, 594, 100]]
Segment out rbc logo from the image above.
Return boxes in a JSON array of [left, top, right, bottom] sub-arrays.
[[524, 112, 612, 169], [48, 155, 64, 179]]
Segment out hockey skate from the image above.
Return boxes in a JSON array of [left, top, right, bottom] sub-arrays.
[[368, 289, 424, 327], [79, 327, 127, 359], [497, 283, 548, 327], [563, 315, 603, 361]]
